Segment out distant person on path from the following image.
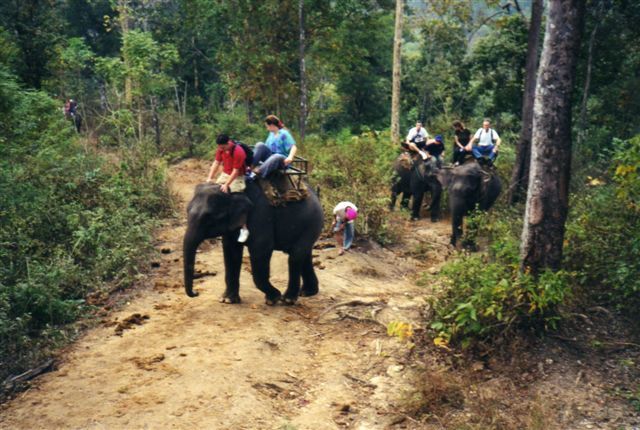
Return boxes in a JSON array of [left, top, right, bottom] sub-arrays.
[[331, 201, 358, 256], [452, 120, 471, 165], [252, 115, 297, 178], [467, 119, 501, 165], [206, 133, 250, 243], [68, 99, 77, 116], [405, 121, 430, 159]]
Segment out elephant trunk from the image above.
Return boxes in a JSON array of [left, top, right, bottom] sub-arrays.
[[183, 226, 202, 297]]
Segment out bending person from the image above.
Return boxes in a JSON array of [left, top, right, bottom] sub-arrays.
[[331, 201, 358, 256], [252, 115, 297, 178]]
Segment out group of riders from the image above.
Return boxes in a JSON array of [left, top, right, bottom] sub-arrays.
[[205, 115, 300, 244], [204, 114, 502, 249], [204, 114, 359, 255], [404, 118, 502, 168]]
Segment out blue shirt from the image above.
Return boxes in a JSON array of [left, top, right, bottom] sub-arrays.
[[265, 129, 296, 156]]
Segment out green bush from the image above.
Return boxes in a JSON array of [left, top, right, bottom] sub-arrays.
[[0, 68, 172, 380], [427, 212, 571, 347], [303, 129, 400, 244], [564, 136, 640, 311]]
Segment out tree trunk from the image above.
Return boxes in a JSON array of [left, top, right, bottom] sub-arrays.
[[390, 0, 403, 143], [151, 96, 161, 147], [137, 96, 144, 143], [298, 0, 307, 142], [118, 0, 133, 108], [577, 22, 599, 149], [520, 0, 585, 273], [508, 0, 543, 205]]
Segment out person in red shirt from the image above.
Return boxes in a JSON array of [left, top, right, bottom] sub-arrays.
[[206, 134, 250, 242], [207, 134, 247, 192]]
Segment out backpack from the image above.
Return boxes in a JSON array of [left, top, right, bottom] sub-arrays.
[[230, 140, 254, 166], [487, 129, 497, 144]]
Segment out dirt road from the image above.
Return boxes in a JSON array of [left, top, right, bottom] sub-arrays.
[[1, 159, 451, 429]]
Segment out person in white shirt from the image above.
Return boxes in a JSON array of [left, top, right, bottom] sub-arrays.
[[466, 119, 502, 164], [405, 121, 430, 159], [331, 201, 358, 256]]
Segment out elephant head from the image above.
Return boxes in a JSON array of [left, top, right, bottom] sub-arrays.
[[183, 183, 252, 297], [390, 153, 414, 210], [447, 163, 502, 246], [409, 157, 445, 221]]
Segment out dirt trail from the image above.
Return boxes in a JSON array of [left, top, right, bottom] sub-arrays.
[[1, 159, 452, 430]]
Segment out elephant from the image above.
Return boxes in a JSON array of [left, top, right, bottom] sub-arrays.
[[390, 154, 443, 222], [444, 162, 502, 246], [409, 157, 444, 222], [390, 155, 502, 245], [183, 181, 324, 305]]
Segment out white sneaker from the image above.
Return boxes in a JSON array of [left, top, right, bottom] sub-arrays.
[[237, 228, 250, 243]]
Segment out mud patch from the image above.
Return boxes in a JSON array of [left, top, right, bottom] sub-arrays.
[[131, 354, 165, 371], [114, 313, 150, 336]]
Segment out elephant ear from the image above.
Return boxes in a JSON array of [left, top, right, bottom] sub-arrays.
[[227, 193, 253, 231]]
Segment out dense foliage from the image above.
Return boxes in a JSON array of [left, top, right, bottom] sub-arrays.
[[429, 134, 640, 346], [0, 68, 171, 380], [303, 130, 400, 244], [426, 210, 570, 346]]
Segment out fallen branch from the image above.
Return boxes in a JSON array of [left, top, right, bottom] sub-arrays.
[[2, 359, 55, 389], [316, 299, 386, 322], [343, 373, 377, 389], [588, 306, 612, 317]]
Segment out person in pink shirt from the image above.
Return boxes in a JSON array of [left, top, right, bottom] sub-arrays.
[[331, 201, 358, 255]]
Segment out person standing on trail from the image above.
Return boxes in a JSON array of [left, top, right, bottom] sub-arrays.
[[206, 133, 250, 243], [405, 121, 430, 159], [466, 119, 501, 165], [331, 201, 358, 256]]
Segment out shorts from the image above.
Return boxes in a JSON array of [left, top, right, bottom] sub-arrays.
[[216, 172, 246, 192]]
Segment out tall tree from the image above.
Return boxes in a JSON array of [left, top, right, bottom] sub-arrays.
[[391, 0, 403, 142], [508, 0, 543, 205], [520, 0, 585, 273], [299, 0, 307, 141], [576, 0, 609, 150], [117, 0, 133, 107], [0, 0, 64, 88]]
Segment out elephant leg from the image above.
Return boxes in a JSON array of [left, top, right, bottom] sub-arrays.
[[390, 181, 400, 210], [401, 192, 410, 209], [249, 249, 282, 305], [283, 250, 306, 305], [428, 181, 443, 222], [300, 252, 319, 297], [411, 190, 424, 220], [220, 235, 243, 303], [450, 200, 465, 246]]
